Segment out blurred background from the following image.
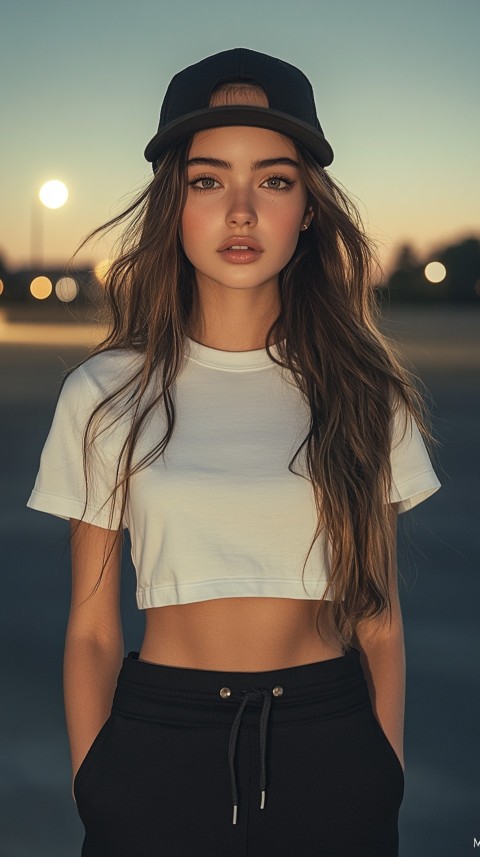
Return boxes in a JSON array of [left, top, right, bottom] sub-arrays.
[[1, 0, 479, 855]]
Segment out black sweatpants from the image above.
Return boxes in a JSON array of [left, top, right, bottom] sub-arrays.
[[73, 647, 404, 856]]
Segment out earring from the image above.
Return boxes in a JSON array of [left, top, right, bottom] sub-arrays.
[[301, 223, 309, 230]]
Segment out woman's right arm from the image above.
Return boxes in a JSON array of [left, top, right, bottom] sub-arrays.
[[64, 518, 124, 802]]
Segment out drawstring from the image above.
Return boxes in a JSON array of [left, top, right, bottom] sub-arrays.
[[223, 687, 275, 825]]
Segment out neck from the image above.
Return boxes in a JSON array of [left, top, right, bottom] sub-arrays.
[[187, 278, 281, 351]]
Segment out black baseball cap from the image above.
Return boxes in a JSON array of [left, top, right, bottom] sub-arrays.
[[144, 48, 334, 171]]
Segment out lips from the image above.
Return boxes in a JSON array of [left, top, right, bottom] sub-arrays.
[[217, 236, 264, 253]]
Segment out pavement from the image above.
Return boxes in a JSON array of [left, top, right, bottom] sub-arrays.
[[1, 304, 479, 856]]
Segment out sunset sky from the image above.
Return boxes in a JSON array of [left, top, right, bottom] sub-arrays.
[[1, 0, 478, 275]]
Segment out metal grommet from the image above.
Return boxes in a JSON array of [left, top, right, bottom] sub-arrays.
[[219, 687, 231, 699], [272, 685, 283, 697]]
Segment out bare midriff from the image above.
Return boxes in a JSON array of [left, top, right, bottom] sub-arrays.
[[139, 597, 345, 671]]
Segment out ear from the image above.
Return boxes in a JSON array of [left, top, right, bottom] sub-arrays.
[[300, 206, 314, 231]]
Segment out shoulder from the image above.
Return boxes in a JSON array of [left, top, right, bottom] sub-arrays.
[[64, 348, 145, 402], [51, 349, 146, 458]]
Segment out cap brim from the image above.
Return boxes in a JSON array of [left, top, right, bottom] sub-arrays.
[[144, 106, 334, 169]]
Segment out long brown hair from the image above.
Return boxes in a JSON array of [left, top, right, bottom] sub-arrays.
[[66, 82, 438, 648]]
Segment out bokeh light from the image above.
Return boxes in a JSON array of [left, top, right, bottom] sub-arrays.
[[55, 277, 78, 302], [94, 258, 112, 285], [39, 180, 69, 210], [424, 261, 447, 283], [30, 276, 53, 300]]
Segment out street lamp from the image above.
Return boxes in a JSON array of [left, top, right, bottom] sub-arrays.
[[30, 180, 69, 268]]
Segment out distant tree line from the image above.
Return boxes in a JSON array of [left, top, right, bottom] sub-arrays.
[[1, 235, 480, 305], [0, 255, 99, 305], [385, 236, 480, 303]]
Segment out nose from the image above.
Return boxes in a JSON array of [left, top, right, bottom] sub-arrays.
[[225, 189, 258, 228]]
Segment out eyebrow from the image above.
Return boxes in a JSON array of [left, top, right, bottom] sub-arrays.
[[186, 157, 300, 170]]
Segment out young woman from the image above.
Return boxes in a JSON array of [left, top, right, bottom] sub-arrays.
[[27, 48, 441, 857]]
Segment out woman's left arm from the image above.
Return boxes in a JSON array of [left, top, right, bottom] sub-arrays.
[[351, 501, 406, 771]]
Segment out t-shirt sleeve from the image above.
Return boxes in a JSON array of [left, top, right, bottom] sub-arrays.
[[26, 366, 126, 530], [388, 398, 441, 513]]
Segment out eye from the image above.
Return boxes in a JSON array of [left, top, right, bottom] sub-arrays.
[[188, 175, 220, 192], [261, 175, 295, 192]]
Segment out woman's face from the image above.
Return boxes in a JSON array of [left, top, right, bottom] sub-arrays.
[[180, 125, 312, 295]]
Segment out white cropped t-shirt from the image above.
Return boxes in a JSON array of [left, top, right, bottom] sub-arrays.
[[27, 338, 441, 609]]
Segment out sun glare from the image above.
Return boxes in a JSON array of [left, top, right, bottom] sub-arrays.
[[39, 180, 69, 210]]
